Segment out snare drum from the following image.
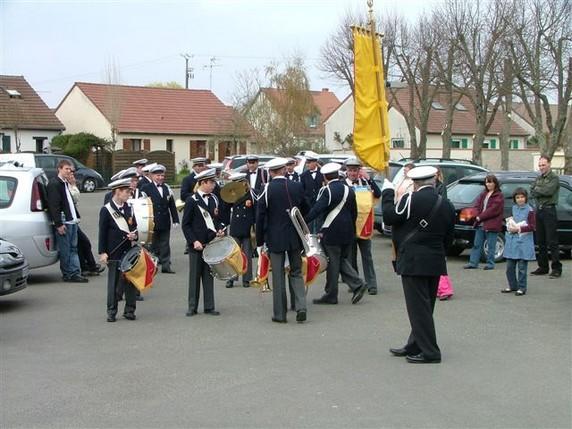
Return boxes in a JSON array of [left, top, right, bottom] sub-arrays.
[[120, 245, 158, 292], [129, 197, 154, 244], [202, 236, 247, 280]]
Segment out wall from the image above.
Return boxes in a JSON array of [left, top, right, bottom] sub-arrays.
[[0, 129, 61, 153], [325, 96, 354, 152]]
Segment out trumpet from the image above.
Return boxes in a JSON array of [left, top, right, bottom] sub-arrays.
[[175, 198, 185, 212]]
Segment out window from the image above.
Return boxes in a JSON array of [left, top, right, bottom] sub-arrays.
[[391, 139, 405, 148], [1, 135, 11, 152], [307, 115, 319, 128], [6, 89, 21, 98], [431, 101, 445, 110], [509, 139, 519, 149], [455, 103, 468, 111], [166, 139, 173, 152], [501, 182, 532, 200], [36, 155, 57, 170], [131, 139, 142, 151], [558, 186, 572, 211], [451, 138, 469, 149], [0, 177, 17, 208], [34, 137, 47, 153]]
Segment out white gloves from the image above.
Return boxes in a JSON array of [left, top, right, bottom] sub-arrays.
[[381, 179, 395, 192], [172, 223, 179, 229]]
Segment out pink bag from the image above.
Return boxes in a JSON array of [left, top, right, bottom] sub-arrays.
[[437, 275, 454, 300]]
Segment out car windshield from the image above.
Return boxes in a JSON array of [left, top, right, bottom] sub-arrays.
[[0, 177, 17, 208], [447, 181, 484, 204]]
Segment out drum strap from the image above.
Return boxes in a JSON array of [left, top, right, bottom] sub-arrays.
[[322, 185, 349, 228], [192, 195, 217, 233], [105, 203, 130, 234]]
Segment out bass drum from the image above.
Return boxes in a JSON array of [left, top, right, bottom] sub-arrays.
[[129, 197, 154, 244], [202, 236, 247, 280]]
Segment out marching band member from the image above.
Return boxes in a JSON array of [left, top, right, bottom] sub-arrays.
[[182, 168, 224, 317], [245, 155, 268, 196], [132, 158, 148, 183], [138, 162, 156, 189], [141, 164, 179, 274], [305, 163, 367, 305], [98, 178, 139, 322], [344, 158, 381, 295], [224, 172, 255, 289], [285, 158, 300, 182], [103, 167, 144, 204], [395, 162, 415, 202], [180, 157, 208, 202], [300, 154, 324, 233], [256, 158, 308, 324]]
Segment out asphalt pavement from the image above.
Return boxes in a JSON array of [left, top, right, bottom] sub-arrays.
[[1, 191, 571, 428]]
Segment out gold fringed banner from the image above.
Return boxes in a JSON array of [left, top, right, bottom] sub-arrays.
[[352, 27, 390, 172]]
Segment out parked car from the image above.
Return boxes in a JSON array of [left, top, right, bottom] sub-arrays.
[[447, 171, 572, 261], [294, 152, 355, 174], [0, 163, 59, 268], [0, 238, 29, 296], [222, 155, 276, 173], [0, 153, 104, 192], [374, 159, 489, 234]]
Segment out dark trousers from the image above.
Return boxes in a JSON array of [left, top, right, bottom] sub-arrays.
[[188, 249, 215, 312], [152, 229, 172, 271], [233, 236, 252, 283], [401, 275, 441, 360], [349, 238, 378, 291], [107, 260, 136, 317], [536, 206, 561, 272], [77, 227, 97, 271], [269, 250, 306, 321], [324, 243, 363, 301]]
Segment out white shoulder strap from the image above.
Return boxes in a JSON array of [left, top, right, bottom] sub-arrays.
[[192, 195, 216, 233], [105, 203, 130, 234], [322, 185, 349, 228]]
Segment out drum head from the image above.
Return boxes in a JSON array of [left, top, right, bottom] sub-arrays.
[[203, 237, 237, 264], [120, 246, 142, 272]]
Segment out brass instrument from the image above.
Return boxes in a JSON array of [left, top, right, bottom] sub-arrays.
[[175, 198, 186, 212], [220, 181, 249, 204]]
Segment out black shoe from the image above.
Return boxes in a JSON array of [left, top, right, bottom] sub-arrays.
[[204, 310, 220, 316], [136, 295, 145, 301], [271, 317, 287, 323], [64, 275, 89, 283], [186, 309, 198, 317], [296, 310, 307, 323], [242, 281, 250, 288], [406, 353, 441, 364], [531, 268, 549, 275], [225, 280, 234, 288], [312, 296, 338, 305], [107, 315, 116, 322], [352, 284, 367, 304], [483, 265, 494, 270], [123, 313, 136, 321], [89, 264, 105, 275], [389, 347, 409, 357], [184, 248, 189, 255], [515, 289, 526, 296], [162, 268, 176, 274], [501, 288, 516, 293], [463, 264, 478, 269], [368, 288, 378, 295], [549, 270, 562, 279]]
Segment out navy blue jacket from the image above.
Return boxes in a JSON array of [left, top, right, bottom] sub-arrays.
[[180, 172, 197, 202], [182, 192, 223, 246], [141, 182, 179, 231], [256, 177, 307, 253], [286, 171, 300, 182], [300, 168, 324, 207], [226, 191, 256, 239], [98, 200, 138, 261], [305, 179, 357, 246]]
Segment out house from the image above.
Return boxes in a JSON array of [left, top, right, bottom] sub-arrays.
[[0, 75, 65, 153], [324, 87, 532, 170], [55, 82, 252, 170], [246, 87, 340, 151]]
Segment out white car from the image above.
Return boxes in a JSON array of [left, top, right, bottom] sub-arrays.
[[0, 163, 58, 268]]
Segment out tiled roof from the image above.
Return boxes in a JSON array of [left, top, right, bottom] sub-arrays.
[[512, 102, 559, 134], [0, 75, 64, 130], [63, 82, 251, 136], [388, 87, 529, 136]]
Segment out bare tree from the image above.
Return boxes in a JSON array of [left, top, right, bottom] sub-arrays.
[[103, 57, 122, 149], [508, 0, 571, 163]]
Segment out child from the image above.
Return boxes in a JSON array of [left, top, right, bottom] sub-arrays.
[[502, 188, 536, 296]]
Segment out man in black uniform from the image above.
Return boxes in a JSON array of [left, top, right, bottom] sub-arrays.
[[285, 158, 300, 182], [381, 166, 455, 364], [182, 168, 225, 317], [138, 162, 155, 189], [99, 178, 139, 322], [224, 172, 256, 289], [299, 154, 324, 233], [180, 157, 208, 202], [305, 163, 367, 305], [245, 155, 268, 197], [141, 164, 179, 273], [256, 157, 308, 324], [132, 158, 148, 182]]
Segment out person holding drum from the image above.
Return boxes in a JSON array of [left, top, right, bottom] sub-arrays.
[[99, 178, 139, 322], [141, 164, 179, 274], [344, 158, 381, 295], [182, 168, 225, 317], [255, 157, 308, 324], [103, 167, 145, 205]]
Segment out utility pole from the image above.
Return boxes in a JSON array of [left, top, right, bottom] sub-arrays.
[[203, 56, 221, 90], [180, 53, 194, 89]]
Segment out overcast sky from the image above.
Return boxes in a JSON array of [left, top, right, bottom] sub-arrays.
[[1, 0, 439, 108]]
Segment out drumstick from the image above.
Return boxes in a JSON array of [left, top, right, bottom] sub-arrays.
[[108, 229, 138, 256]]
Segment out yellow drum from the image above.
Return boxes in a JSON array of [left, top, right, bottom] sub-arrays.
[[120, 245, 158, 292], [202, 237, 247, 280]]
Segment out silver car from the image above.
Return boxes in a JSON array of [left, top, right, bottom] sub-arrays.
[[0, 163, 58, 268], [0, 238, 29, 296]]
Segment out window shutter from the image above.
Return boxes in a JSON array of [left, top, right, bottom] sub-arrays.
[[490, 138, 496, 149], [510, 139, 518, 149], [123, 139, 131, 151], [1, 135, 11, 152], [461, 138, 468, 149], [143, 139, 150, 151]]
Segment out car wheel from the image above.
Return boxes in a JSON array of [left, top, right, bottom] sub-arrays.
[[82, 178, 97, 193], [446, 245, 465, 257], [482, 233, 505, 263]]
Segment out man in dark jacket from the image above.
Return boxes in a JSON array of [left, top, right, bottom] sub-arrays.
[[180, 157, 208, 202], [46, 159, 87, 283], [285, 158, 300, 182], [530, 155, 562, 278], [256, 157, 308, 323], [299, 154, 324, 232], [382, 166, 455, 364], [141, 164, 179, 273], [245, 155, 268, 196], [182, 168, 224, 317], [305, 163, 367, 306], [99, 178, 139, 322]]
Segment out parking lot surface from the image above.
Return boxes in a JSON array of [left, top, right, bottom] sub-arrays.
[[1, 191, 571, 428]]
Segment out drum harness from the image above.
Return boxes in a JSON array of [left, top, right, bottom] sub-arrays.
[[104, 202, 138, 257]]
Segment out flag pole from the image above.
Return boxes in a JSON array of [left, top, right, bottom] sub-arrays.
[[366, 0, 390, 178]]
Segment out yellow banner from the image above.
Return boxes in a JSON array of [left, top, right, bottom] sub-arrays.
[[352, 28, 390, 171]]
